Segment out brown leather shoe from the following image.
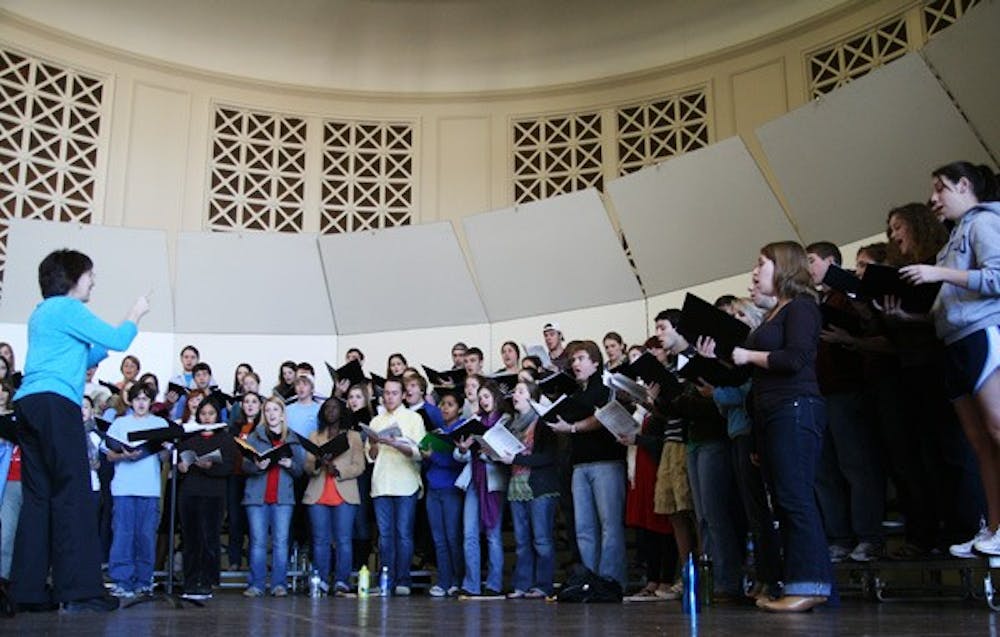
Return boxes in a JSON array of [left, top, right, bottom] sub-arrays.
[[757, 595, 827, 613]]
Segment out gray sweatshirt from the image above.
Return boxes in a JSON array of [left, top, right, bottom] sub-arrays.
[[932, 201, 1000, 344]]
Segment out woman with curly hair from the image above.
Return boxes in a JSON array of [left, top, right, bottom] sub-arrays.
[[881, 202, 986, 558]]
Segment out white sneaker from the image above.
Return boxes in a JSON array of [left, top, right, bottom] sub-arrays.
[[849, 542, 882, 562], [974, 531, 1000, 556], [828, 544, 851, 563], [428, 585, 447, 598], [108, 585, 135, 599], [394, 585, 411, 596], [950, 522, 993, 558]]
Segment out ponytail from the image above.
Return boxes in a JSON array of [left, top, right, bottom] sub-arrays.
[[932, 161, 999, 202]]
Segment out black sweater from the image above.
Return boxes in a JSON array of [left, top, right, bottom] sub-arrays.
[[177, 431, 237, 498], [746, 294, 821, 413]]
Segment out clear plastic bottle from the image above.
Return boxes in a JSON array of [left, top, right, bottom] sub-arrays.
[[379, 565, 389, 597], [309, 569, 322, 598], [682, 553, 700, 614], [743, 533, 757, 596], [358, 565, 370, 598]]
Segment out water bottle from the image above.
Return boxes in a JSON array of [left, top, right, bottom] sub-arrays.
[[698, 553, 713, 607], [358, 565, 370, 598], [379, 565, 389, 597], [682, 553, 700, 614], [309, 569, 322, 598], [743, 533, 757, 596]]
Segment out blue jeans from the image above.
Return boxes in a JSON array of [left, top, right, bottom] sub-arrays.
[[572, 461, 627, 589], [308, 502, 357, 586], [815, 390, 885, 546], [353, 466, 373, 541], [0, 481, 23, 580], [760, 397, 832, 596], [462, 488, 505, 593], [426, 487, 463, 590], [373, 494, 417, 590], [687, 439, 744, 595], [245, 503, 293, 591], [510, 496, 558, 594], [109, 496, 159, 591]]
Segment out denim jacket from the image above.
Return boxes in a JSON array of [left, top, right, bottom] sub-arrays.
[[712, 381, 753, 439]]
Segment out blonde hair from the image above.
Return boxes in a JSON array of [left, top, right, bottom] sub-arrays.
[[761, 241, 817, 302], [263, 396, 289, 441]]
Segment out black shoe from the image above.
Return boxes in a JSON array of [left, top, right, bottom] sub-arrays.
[[16, 600, 59, 613], [61, 595, 120, 613]]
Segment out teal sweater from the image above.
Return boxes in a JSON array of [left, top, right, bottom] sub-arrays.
[[14, 296, 137, 405]]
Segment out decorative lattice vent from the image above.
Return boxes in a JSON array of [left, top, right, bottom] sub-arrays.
[[321, 120, 414, 234], [923, 0, 980, 38], [512, 112, 603, 204], [207, 106, 307, 233], [617, 88, 710, 176], [0, 48, 104, 287], [807, 16, 910, 98]]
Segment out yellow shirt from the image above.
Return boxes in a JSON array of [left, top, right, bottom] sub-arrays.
[[367, 406, 426, 498]]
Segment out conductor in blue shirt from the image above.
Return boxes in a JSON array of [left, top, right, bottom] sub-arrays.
[[10, 249, 149, 613]]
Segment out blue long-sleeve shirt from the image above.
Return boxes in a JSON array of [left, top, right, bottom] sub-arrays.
[[14, 296, 137, 405]]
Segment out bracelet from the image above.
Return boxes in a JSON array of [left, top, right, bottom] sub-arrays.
[[571, 423, 577, 434]]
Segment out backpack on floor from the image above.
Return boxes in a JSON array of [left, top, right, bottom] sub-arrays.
[[556, 565, 623, 603]]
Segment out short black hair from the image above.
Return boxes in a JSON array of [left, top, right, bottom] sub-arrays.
[[654, 309, 681, 327], [296, 362, 315, 375], [346, 347, 365, 361], [192, 362, 213, 376], [805, 241, 842, 265], [38, 249, 93, 298], [180, 345, 200, 358], [714, 294, 738, 309], [127, 382, 156, 402], [466, 347, 484, 361], [522, 355, 543, 369]]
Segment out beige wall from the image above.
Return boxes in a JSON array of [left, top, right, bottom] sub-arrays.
[[0, 0, 923, 251]]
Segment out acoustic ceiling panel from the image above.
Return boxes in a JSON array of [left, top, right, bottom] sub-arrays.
[[318, 222, 488, 334], [174, 231, 334, 334], [607, 136, 797, 296], [921, 0, 1000, 156], [756, 53, 993, 245], [0, 219, 174, 332], [462, 188, 643, 321]]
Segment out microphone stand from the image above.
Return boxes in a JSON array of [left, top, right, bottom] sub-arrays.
[[124, 423, 204, 609]]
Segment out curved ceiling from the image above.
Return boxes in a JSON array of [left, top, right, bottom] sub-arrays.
[[3, 0, 851, 94]]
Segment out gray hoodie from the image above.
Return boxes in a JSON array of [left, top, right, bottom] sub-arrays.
[[932, 201, 1000, 344]]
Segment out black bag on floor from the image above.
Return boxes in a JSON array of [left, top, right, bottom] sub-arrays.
[[556, 565, 623, 603]]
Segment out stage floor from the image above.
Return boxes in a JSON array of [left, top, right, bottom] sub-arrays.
[[5, 594, 996, 636]]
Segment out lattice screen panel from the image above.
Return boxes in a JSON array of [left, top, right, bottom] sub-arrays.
[[923, 0, 981, 37], [207, 106, 306, 233], [0, 48, 104, 289], [512, 112, 603, 204], [617, 88, 710, 176], [321, 120, 414, 234], [807, 16, 910, 98]]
